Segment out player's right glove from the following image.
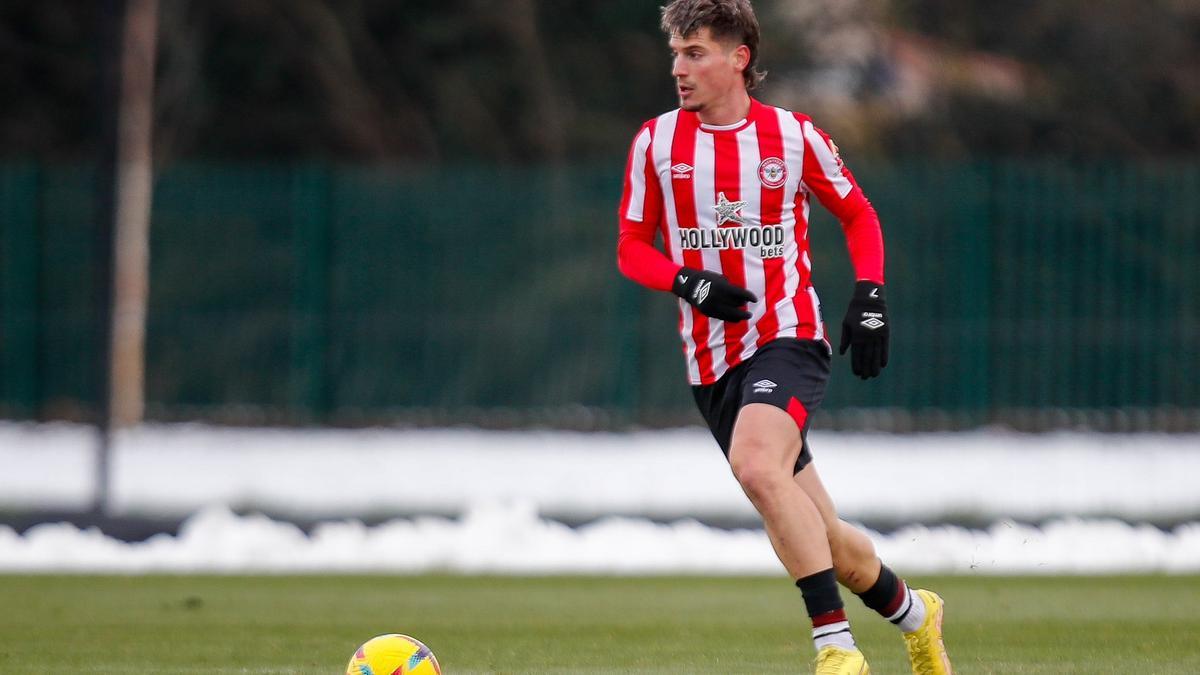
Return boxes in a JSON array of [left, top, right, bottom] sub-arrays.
[[839, 280, 890, 379], [672, 267, 757, 323]]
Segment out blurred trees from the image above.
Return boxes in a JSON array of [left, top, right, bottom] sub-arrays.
[[885, 0, 1200, 157], [1, 0, 1198, 162]]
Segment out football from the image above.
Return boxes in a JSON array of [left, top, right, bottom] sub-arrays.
[[345, 634, 441, 675]]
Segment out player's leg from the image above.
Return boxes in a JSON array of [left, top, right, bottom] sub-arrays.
[[700, 340, 869, 672], [792, 455, 953, 674], [729, 404, 868, 673], [790, 463, 881, 591], [729, 403, 832, 579]]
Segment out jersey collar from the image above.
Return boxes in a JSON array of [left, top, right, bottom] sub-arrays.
[[693, 97, 761, 134]]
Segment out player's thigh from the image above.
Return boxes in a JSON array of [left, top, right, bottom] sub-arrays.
[[738, 338, 830, 473], [729, 402, 805, 475]]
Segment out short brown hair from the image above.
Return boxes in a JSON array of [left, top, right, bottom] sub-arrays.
[[660, 0, 765, 90]]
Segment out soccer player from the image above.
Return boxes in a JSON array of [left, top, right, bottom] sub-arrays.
[[616, 2, 953, 673]]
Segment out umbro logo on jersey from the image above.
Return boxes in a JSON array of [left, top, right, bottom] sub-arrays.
[[752, 379, 777, 393], [671, 163, 694, 179]]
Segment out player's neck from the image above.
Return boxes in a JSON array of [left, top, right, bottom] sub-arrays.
[[696, 91, 752, 127]]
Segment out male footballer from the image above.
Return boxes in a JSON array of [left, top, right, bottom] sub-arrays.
[[616, 1, 953, 673]]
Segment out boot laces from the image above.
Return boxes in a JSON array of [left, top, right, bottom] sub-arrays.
[[815, 647, 854, 674]]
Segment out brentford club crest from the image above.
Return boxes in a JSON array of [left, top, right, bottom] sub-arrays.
[[758, 157, 787, 189]]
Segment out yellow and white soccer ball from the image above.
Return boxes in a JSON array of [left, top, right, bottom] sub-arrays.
[[345, 634, 441, 675]]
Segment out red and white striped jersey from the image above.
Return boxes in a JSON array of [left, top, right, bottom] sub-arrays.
[[617, 98, 885, 386]]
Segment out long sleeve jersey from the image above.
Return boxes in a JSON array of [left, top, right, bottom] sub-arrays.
[[617, 98, 885, 385]]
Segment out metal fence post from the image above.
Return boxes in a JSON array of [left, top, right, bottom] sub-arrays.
[[289, 163, 332, 421], [0, 163, 41, 415], [612, 275, 642, 422], [966, 161, 993, 418]]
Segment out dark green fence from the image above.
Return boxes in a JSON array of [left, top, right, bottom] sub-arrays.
[[1, 160, 1198, 429]]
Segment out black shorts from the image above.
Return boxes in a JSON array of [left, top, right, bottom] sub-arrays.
[[691, 338, 832, 473]]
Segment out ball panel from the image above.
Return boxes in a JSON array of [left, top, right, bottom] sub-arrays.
[[346, 633, 440, 675]]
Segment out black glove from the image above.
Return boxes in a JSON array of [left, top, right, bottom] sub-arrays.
[[839, 281, 889, 379], [672, 267, 757, 323]]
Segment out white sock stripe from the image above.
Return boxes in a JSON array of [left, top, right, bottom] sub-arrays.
[[812, 620, 851, 638], [812, 625, 857, 651], [895, 589, 928, 634]]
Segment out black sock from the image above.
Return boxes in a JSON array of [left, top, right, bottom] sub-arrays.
[[857, 564, 901, 613], [796, 568, 854, 649], [796, 568, 843, 617], [855, 563, 917, 627]]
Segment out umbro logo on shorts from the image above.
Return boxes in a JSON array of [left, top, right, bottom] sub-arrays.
[[752, 379, 777, 393]]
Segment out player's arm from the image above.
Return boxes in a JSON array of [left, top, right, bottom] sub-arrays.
[[799, 118, 889, 379], [616, 123, 677, 291], [616, 124, 756, 322]]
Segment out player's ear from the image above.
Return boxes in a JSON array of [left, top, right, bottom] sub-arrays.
[[731, 44, 750, 73]]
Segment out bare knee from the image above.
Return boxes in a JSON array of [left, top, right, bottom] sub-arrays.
[[729, 439, 791, 506]]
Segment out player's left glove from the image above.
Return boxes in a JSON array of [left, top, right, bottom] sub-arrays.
[[839, 281, 889, 379]]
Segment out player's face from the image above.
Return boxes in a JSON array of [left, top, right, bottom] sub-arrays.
[[669, 29, 747, 113]]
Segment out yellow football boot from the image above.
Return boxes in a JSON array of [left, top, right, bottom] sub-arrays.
[[903, 589, 953, 674], [814, 645, 870, 675]]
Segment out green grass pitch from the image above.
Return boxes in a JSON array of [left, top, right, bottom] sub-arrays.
[[1, 574, 1197, 673]]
